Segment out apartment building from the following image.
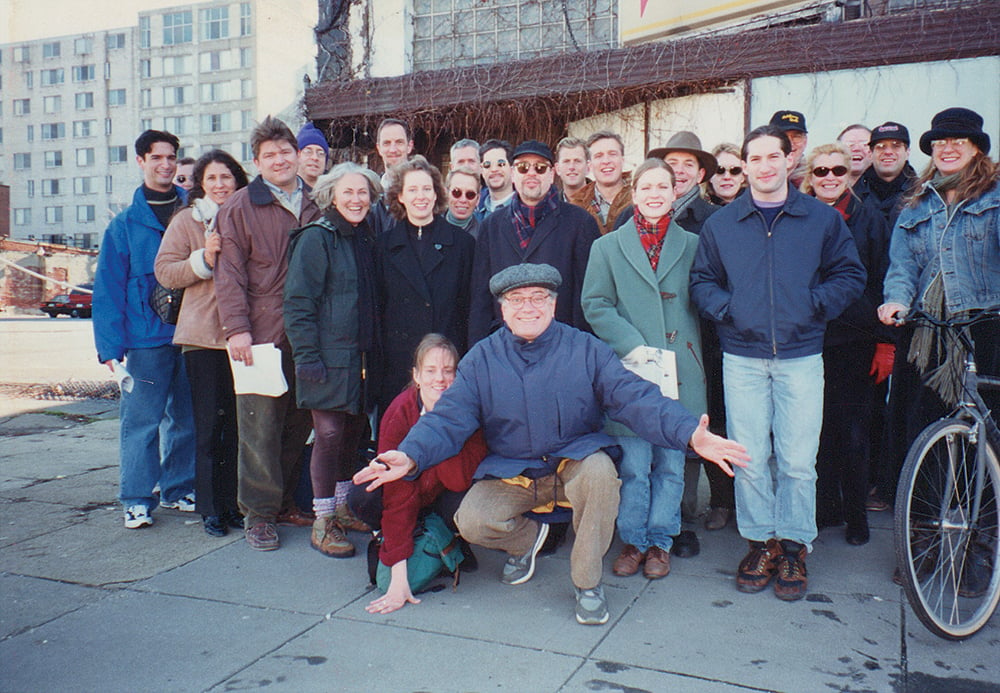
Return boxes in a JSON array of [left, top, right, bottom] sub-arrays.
[[1, 0, 315, 248]]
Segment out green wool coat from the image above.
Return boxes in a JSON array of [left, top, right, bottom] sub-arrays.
[[582, 218, 707, 437]]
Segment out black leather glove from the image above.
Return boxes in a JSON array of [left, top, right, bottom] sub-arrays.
[[295, 361, 327, 384]]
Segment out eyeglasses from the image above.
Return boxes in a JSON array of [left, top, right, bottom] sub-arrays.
[[481, 159, 507, 169], [503, 294, 551, 309], [811, 165, 848, 178], [450, 188, 478, 201], [930, 138, 969, 150], [513, 161, 551, 175], [175, 176, 188, 183], [873, 141, 907, 152], [715, 166, 743, 176]]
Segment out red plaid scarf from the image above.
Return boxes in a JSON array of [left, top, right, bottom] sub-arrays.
[[634, 210, 672, 271], [511, 185, 559, 250]]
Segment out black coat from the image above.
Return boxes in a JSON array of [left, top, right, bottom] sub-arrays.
[[375, 215, 475, 409], [469, 195, 601, 344]]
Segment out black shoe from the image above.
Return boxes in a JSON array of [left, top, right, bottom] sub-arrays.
[[222, 509, 245, 530], [459, 538, 478, 573], [845, 523, 869, 546], [670, 530, 700, 558], [203, 515, 227, 537]]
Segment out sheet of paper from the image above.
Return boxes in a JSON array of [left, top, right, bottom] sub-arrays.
[[110, 359, 133, 393], [622, 347, 679, 400], [228, 343, 288, 397]]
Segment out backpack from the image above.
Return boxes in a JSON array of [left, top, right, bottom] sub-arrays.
[[375, 512, 464, 594]]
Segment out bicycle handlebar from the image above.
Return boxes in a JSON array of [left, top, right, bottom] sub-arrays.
[[900, 306, 1000, 330]]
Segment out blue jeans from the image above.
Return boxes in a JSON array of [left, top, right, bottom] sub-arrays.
[[118, 345, 196, 510], [723, 353, 823, 549], [615, 435, 684, 552]]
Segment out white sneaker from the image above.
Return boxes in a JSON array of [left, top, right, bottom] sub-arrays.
[[160, 493, 196, 512], [124, 505, 153, 529]]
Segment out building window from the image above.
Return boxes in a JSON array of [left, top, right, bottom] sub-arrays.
[[72, 65, 96, 82], [141, 89, 152, 108], [199, 50, 233, 72], [44, 151, 63, 168], [162, 55, 191, 76], [201, 7, 229, 39], [107, 33, 126, 50], [108, 145, 128, 163], [200, 82, 230, 101], [74, 37, 93, 55], [240, 47, 252, 68], [27, 125, 34, 142], [241, 110, 253, 129], [14, 153, 31, 170], [163, 11, 193, 45], [76, 148, 96, 167], [42, 42, 61, 59], [108, 89, 126, 106], [24, 71, 33, 89], [15, 45, 31, 63], [240, 3, 252, 35], [41, 123, 65, 140], [200, 113, 231, 133], [240, 79, 252, 99], [105, 118, 112, 136], [77, 205, 96, 223], [14, 98, 30, 115], [45, 207, 64, 224], [72, 120, 95, 137], [141, 118, 152, 130], [27, 180, 35, 197], [139, 16, 151, 49], [14, 209, 32, 226], [75, 92, 94, 110], [162, 85, 191, 106], [42, 179, 62, 196], [40, 68, 65, 86], [164, 116, 191, 135], [139, 59, 151, 78], [104, 62, 111, 80], [43, 96, 61, 113], [74, 176, 95, 194], [106, 175, 114, 193]]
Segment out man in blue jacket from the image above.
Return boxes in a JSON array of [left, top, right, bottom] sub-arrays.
[[690, 125, 866, 601], [92, 129, 195, 529], [356, 263, 748, 625]]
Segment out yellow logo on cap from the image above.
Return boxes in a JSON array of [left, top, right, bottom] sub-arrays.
[[782, 114, 800, 124]]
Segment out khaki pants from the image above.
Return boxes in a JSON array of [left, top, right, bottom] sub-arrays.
[[454, 451, 620, 589]]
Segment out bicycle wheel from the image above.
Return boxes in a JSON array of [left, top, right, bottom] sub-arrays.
[[894, 417, 1000, 639]]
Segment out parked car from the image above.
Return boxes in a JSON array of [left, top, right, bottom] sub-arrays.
[[41, 283, 93, 318]]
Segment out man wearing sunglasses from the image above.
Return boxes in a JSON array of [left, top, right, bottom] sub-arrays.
[[445, 166, 482, 239], [690, 125, 865, 601], [469, 140, 601, 344], [473, 139, 516, 220]]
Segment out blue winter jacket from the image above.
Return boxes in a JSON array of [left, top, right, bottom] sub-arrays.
[[93, 186, 184, 362], [397, 320, 700, 480], [883, 181, 1000, 315], [689, 187, 866, 359]]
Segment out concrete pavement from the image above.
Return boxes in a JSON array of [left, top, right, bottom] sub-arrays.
[[1, 397, 998, 693]]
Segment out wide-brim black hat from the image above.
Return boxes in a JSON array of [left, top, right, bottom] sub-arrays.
[[918, 107, 990, 155]]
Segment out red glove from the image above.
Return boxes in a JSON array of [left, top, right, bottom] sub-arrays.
[[869, 343, 895, 384]]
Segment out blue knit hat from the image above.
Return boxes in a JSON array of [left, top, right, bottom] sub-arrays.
[[297, 122, 329, 157]]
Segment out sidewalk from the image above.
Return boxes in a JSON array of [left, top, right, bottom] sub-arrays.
[[1, 399, 997, 693]]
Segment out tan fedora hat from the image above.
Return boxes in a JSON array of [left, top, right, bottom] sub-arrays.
[[647, 131, 717, 174]]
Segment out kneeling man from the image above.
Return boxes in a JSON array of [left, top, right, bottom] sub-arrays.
[[356, 263, 747, 624]]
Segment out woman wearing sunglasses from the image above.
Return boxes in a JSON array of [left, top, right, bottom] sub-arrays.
[[801, 143, 891, 545], [376, 155, 475, 414], [707, 143, 746, 206]]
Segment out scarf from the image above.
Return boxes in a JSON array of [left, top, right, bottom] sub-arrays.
[[511, 185, 559, 250], [634, 210, 672, 271], [860, 164, 915, 202], [671, 185, 701, 219], [143, 185, 182, 231], [445, 209, 472, 229]]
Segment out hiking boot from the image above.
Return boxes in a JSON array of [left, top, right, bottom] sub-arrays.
[[643, 546, 671, 579], [123, 505, 153, 529], [334, 503, 371, 533], [311, 516, 355, 558], [575, 585, 610, 625], [612, 544, 645, 577], [736, 538, 781, 593], [774, 541, 808, 601], [160, 493, 196, 512], [500, 522, 549, 585], [245, 521, 280, 551]]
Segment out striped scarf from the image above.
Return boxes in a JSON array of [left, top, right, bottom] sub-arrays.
[[511, 185, 559, 250]]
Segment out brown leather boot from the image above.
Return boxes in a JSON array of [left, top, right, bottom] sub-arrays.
[[311, 516, 355, 558], [612, 544, 645, 576], [736, 538, 781, 593], [643, 546, 671, 579]]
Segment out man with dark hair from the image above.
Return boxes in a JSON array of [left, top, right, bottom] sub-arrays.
[[215, 115, 323, 551], [376, 118, 413, 183], [469, 140, 601, 343], [853, 121, 917, 226], [174, 156, 196, 191], [450, 138, 481, 175], [768, 110, 809, 186], [567, 130, 631, 235], [691, 125, 866, 601], [296, 122, 329, 188], [93, 129, 196, 529], [474, 139, 515, 219]]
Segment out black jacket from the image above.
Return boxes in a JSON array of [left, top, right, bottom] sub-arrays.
[[852, 163, 917, 227]]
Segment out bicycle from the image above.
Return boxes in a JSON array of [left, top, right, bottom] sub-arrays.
[[893, 306, 1000, 640]]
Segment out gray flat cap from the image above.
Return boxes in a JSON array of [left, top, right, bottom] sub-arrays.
[[489, 263, 562, 297]]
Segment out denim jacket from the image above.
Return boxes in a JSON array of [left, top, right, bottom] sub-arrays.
[[883, 181, 1000, 314]]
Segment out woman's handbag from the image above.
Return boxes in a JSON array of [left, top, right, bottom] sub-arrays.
[[149, 283, 184, 325]]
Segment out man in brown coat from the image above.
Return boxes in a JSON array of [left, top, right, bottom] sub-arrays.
[[215, 116, 322, 550], [568, 130, 632, 235]]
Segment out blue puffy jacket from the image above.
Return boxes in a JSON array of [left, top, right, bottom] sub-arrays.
[[689, 187, 866, 359], [93, 186, 183, 362]]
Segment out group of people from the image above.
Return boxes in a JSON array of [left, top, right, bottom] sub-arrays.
[[91, 104, 999, 626]]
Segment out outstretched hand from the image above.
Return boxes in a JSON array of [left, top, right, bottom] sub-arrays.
[[352, 450, 415, 491], [689, 414, 750, 477]]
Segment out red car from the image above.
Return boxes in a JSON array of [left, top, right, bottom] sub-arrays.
[[41, 283, 93, 318]]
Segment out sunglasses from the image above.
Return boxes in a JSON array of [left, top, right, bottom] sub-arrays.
[[513, 161, 551, 175], [715, 166, 743, 176], [481, 159, 507, 169], [450, 188, 478, 201], [175, 176, 188, 183], [811, 165, 848, 177], [930, 137, 969, 149]]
